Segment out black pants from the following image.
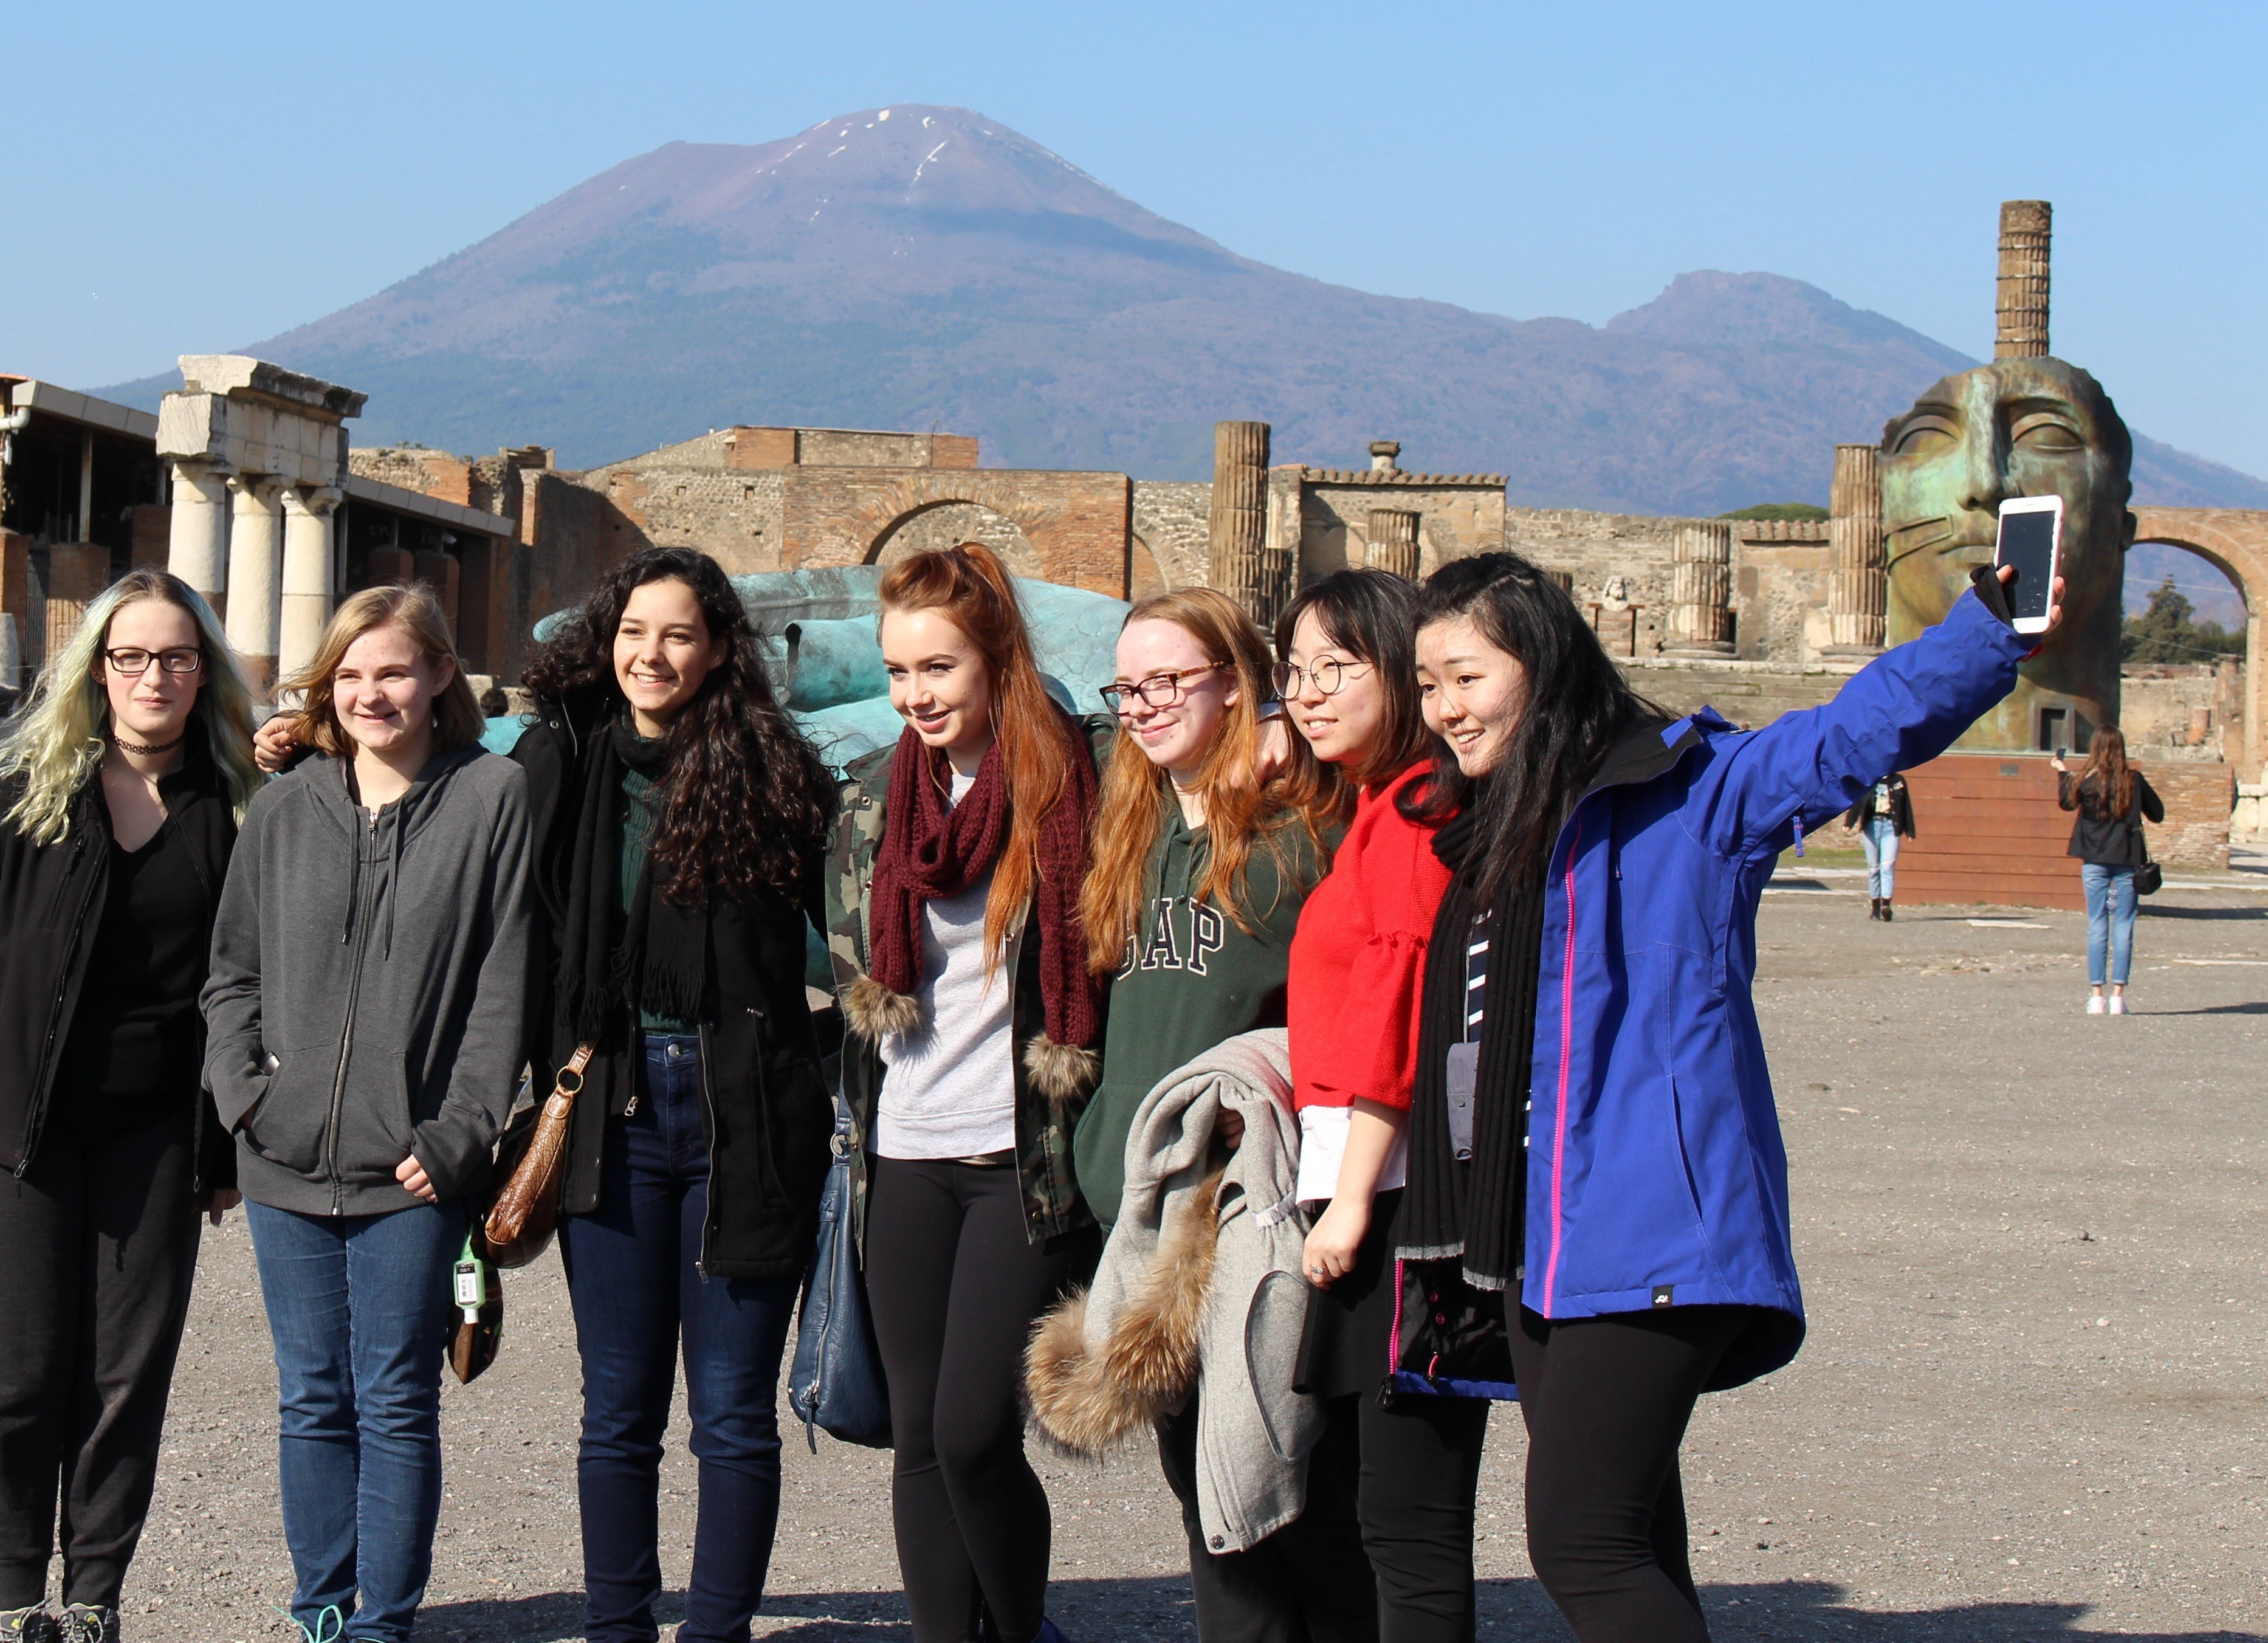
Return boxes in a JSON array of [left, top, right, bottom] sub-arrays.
[[865, 1157, 1088, 1643], [1507, 1305, 1752, 1643], [0, 1115, 202, 1610], [1356, 1391, 1490, 1643], [1158, 1391, 1378, 1643]]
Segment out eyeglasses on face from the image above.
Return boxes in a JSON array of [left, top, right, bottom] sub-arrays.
[[101, 647, 204, 677], [1100, 662, 1226, 713], [1271, 657, 1373, 698]]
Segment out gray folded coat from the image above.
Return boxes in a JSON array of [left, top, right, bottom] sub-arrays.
[[1026, 1028, 1318, 1552]]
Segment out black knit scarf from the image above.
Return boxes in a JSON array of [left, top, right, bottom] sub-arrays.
[[1397, 801, 1547, 1290], [557, 720, 710, 1044]]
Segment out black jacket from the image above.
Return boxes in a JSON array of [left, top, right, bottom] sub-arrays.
[[0, 743, 238, 1190], [513, 693, 836, 1281], [1840, 771, 1916, 838], [2060, 769, 2164, 867]]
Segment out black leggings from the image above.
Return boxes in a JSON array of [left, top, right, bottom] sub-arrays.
[[1507, 1304, 1752, 1643], [865, 1157, 1088, 1643], [1356, 1391, 1490, 1643]]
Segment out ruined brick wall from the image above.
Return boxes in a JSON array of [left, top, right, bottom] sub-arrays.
[[591, 466, 786, 576], [1293, 478, 1506, 583], [1131, 481, 1211, 593], [349, 447, 475, 507], [500, 471, 617, 682], [2134, 758, 2236, 868], [2120, 663, 2246, 761], [1506, 508, 1682, 656], [780, 469, 1132, 598], [1729, 520, 1832, 664]]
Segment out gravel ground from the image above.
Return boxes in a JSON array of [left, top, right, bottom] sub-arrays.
[[93, 869, 2268, 1641]]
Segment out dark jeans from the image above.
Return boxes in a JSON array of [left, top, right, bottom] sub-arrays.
[[864, 1156, 1089, 1643], [558, 1033, 799, 1643], [0, 1113, 201, 1611], [247, 1195, 467, 1643], [1358, 1391, 1491, 1643], [1157, 1391, 1377, 1643], [1508, 1305, 1754, 1643]]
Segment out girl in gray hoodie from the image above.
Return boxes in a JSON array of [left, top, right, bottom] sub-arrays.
[[202, 584, 530, 1643]]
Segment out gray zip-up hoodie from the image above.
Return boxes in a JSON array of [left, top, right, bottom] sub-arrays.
[[201, 744, 532, 1217]]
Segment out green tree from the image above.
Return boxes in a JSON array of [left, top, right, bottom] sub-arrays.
[[1717, 503, 1829, 522], [2122, 575, 2241, 663]]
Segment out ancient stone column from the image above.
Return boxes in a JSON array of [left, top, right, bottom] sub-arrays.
[[167, 460, 232, 610], [225, 476, 284, 689], [1995, 199, 2051, 360], [1826, 443, 1885, 653], [1208, 421, 1272, 623], [278, 485, 342, 683], [1366, 509, 1421, 580], [1665, 521, 1736, 655]]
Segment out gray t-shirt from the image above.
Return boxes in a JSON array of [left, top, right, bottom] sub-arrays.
[[873, 770, 1021, 1160]]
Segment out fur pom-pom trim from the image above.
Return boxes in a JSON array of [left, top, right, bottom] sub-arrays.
[[1026, 1168, 1223, 1456], [1023, 1034, 1100, 1110], [844, 974, 921, 1042]]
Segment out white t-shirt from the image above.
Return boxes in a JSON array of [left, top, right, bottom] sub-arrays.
[[1296, 1104, 1409, 1206], [873, 771, 1020, 1160]]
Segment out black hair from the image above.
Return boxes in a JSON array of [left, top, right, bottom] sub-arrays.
[[1400, 552, 1659, 902], [1274, 569, 1435, 788], [523, 547, 833, 907]]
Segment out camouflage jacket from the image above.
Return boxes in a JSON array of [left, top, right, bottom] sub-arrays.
[[823, 723, 1114, 1252]]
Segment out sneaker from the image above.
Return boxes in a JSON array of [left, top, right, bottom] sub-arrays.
[[2108, 994, 2128, 1015], [58, 1608, 115, 1643], [0, 1608, 60, 1643], [2087, 994, 2107, 1014]]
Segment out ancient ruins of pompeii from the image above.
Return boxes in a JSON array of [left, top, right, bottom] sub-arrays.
[[4, 201, 2261, 904]]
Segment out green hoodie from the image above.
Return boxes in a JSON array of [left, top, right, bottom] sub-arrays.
[[1073, 805, 1324, 1228]]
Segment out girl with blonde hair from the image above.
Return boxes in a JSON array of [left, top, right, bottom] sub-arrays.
[[0, 570, 256, 1643], [202, 582, 529, 1643]]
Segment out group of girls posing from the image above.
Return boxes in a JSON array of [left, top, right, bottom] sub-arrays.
[[0, 534, 2046, 1643]]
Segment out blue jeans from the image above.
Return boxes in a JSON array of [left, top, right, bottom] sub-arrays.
[[1860, 816, 1900, 899], [2083, 863, 2139, 986], [246, 1197, 466, 1643], [558, 1033, 799, 1643]]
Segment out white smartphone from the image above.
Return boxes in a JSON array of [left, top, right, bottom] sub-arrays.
[[1994, 495, 2063, 635]]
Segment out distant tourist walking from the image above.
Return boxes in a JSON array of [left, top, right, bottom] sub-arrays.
[[2054, 727, 2163, 1016], [0, 572, 259, 1643], [1840, 770, 1914, 920], [203, 584, 530, 1643]]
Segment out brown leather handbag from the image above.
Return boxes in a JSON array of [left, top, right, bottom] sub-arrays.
[[481, 1044, 594, 1269]]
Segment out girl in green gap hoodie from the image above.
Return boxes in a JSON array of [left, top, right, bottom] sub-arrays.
[[1076, 587, 1363, 1643]]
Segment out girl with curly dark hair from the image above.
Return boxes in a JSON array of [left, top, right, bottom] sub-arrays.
[[513, 546, 836, 1643]]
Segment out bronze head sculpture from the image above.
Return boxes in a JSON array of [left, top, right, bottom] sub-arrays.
[[1880, 357, 2135, 751]]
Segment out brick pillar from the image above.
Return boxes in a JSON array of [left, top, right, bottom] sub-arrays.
[[1826, 443, 1885, 655], [1208, 421, 1272, 622], [1665, 522, 1735, 655], [1366, 509, 1421, 580], [366, 545, 415, 586], [44, 543, 111, 667], [414, 549, 462, 641], [1995, 200, 2051, 360]]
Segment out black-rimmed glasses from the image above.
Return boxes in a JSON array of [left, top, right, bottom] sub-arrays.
[[102, 647, 203, 677], [1271, 657, 1372, 698], [1100, 662, 1225, 713]]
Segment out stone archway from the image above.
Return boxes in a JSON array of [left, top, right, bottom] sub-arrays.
[[867, 500, 1040, 576], [2128, 508, 2268, 777]]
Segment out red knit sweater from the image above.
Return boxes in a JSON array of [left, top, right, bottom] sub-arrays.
[[1287, 763, 1452, 1114]]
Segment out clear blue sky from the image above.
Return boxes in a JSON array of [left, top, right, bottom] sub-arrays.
[[6, 0, 2263, 481]]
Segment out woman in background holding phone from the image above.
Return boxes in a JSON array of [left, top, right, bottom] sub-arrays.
[[2052, 726, 2162, 1016]]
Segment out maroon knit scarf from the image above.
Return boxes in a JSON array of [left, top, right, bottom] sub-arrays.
[[867, 715, 1101, 1051]]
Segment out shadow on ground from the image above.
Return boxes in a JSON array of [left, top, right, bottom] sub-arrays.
[[414, 1578, 2267, 1641], [2139, 904, 2267, 921]]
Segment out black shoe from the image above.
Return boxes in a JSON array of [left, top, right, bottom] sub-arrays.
[[58, 1607, 115, 1643], [1, 1608, 60, 1643], [1868, 898, 1881, 920], [1880, 901, 1894, 921]]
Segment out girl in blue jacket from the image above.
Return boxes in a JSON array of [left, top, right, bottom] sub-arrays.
[[1393, 553, 2048, 1642]]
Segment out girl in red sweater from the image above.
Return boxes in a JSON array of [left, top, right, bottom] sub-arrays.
[[1279, 570, 1487, 1643]]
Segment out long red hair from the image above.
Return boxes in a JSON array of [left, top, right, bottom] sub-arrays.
[[878, 543, 1078, 966], [1081, 587, 1343, 973]]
